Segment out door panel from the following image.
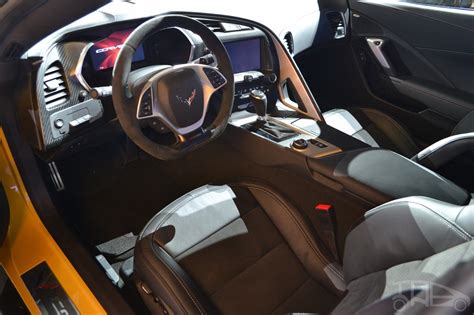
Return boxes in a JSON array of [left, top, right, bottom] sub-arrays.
[[349, 0, 474, 143]]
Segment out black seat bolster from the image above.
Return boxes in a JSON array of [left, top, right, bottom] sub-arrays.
[[412, 132, 474, 170], [134, 235, 219, 314], [452, 111, 474, 135], [243, 182, 346, 293], [343, 197, 474, 283]]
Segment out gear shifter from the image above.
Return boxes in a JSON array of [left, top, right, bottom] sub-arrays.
[[245, 90, 297, 142], [250, 89, 267, 121]]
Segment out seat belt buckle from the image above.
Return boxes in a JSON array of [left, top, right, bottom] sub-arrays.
[[315, 203, 339, 261]]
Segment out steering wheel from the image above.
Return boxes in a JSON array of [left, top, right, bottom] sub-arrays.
[[112, 15, 234, 160]]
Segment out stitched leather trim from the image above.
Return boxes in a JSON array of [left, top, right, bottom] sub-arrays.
[[366, 200, 472, 242], [149, 240, 207, 313], [135, 239, 189, 314]]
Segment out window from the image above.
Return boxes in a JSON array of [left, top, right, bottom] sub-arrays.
[[402, 0, 474, 8]]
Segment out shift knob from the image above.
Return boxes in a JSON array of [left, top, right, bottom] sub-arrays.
[[250, 89, 267, 121]]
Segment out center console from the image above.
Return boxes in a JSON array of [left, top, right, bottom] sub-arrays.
[[229, 93, 471, 207]]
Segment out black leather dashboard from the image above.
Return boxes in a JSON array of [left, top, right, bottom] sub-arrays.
[[19, 16, 278, 154]]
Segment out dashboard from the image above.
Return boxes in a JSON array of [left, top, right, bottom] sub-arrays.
[[79, 27, 199, 89], [19, 17, 282, 154]]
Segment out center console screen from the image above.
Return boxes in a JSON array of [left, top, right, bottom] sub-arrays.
[[224, 38, 261, 74], [89, 29, 145, 71]]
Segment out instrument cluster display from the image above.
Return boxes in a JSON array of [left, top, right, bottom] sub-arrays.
[[89, 29, 145, 71]]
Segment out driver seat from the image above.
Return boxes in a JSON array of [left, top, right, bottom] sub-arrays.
[[134, 182, 474, 314]]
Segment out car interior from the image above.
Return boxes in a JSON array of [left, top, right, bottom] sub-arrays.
[[1, 0, 474, 314]]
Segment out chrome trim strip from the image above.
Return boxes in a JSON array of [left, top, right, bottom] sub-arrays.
[[75, 42, 94, 92], [366, 38, 391, 70], [269, 32, 323, 121]]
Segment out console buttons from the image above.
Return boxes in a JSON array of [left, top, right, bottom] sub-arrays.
[[203, 68, 226, 88], [54, 119, 64, 129], [138, 89, 153, 118], [292, 139, 308, 150], [199, 55, 216, 65], [69, 114, 91, 128], [309, 139, 328, 148], [244, 75, 254, 83]]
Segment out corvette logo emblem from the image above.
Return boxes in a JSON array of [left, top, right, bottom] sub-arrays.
[[176, 89, 197, 107]]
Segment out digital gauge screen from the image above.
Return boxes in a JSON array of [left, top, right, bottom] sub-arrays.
[[89, 29, 145, 71], [224, 38, 261, 73]]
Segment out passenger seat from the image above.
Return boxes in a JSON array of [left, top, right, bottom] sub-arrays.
[[323, 108, 474, 158]]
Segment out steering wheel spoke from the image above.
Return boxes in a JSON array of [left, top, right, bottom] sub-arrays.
[[192, 52, 218, 67], [196, 64, 228, 96]]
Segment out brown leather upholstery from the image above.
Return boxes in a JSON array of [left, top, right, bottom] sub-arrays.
[[134, 182, 344, 314]]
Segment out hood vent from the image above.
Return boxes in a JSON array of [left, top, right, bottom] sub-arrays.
[[282, 32, 294, 55], [43, 62, 69, 110]]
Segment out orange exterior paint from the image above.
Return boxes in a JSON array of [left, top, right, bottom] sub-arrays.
[[0, 128, 105, 314]]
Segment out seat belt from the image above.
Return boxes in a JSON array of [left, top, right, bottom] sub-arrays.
[[315, 203, 340, 261]]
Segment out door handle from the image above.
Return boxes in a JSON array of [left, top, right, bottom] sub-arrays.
[[366, 38, 395, 74]]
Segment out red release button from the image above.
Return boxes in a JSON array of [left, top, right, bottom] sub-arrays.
[[315, 204, 333, 212]]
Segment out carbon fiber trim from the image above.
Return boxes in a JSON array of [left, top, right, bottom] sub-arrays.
[[34, 42, 103, 151]]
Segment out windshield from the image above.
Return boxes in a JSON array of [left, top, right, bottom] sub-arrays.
[[127, 0, 320, 30], [26, 0, 320, 57]]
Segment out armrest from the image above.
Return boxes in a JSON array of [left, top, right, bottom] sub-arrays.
[[412, 132, 474, 169], [318, 149, 470, 206]]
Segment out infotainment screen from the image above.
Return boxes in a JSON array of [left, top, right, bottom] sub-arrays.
[[224, 38, 261, 73], [89, 29, 145, 71]]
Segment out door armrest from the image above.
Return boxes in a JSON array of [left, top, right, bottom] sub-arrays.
[[412, 133, 474, 169]]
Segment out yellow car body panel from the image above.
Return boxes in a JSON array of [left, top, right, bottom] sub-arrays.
[[0, 128, 105, 314]]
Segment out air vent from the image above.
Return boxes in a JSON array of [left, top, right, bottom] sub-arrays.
[[282, 32, 294, 55], [201, 20, 224, 32], [43, 62, 69, 110], [326, 12, 346, 39], [200, 20, 251, 33]]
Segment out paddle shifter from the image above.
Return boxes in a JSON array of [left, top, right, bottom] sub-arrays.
[[250, 89, 267, 121], [245, 89, 297, 142]]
